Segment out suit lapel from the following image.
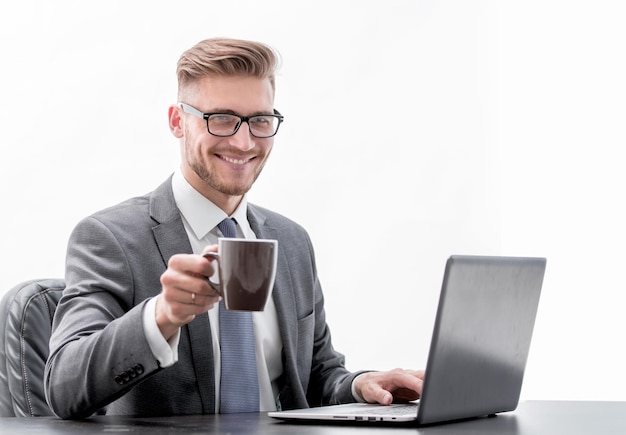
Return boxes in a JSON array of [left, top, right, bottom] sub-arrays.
[[247, 206, 297, 348], [149, 176, 216, 414], [248, 206, 299, 409]]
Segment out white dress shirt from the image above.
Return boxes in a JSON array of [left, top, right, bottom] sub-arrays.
[[142, 170, 283, 412]]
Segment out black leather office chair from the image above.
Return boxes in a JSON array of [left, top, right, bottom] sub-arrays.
[[0, 278, 65, 416]]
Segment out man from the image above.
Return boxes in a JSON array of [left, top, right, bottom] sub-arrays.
[[44, 37, 423, 419]]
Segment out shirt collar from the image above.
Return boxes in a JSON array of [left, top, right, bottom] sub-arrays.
[[172, 170, 249, 240]]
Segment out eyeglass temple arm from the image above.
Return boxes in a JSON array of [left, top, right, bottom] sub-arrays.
[[179, 102, 204, 118]]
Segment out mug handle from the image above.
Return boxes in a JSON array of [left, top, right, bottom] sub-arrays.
[[202, 252, 223, 296]]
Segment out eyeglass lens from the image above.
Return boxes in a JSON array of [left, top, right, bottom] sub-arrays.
[[208, 114, 280, 137]]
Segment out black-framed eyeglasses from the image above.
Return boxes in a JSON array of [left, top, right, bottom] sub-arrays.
[[179, 102, 284, 138]]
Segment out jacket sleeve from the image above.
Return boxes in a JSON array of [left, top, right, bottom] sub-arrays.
[[44, 216, 161, 419]]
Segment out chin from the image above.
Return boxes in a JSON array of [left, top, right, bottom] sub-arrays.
[[215, 180, 254, 197]]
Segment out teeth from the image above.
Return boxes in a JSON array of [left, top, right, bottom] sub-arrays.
[[221, 156, 249, 165]]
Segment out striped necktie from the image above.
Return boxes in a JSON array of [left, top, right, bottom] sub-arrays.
[[217, 218, 260, 413]]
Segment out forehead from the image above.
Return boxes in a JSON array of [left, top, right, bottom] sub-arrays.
[[184, 75, 274, 112]]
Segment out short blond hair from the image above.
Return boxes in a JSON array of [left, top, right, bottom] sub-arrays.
[[176, 37, 280, 98]]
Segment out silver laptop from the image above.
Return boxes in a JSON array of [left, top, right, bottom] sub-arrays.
[[269, 255, 546, 425]]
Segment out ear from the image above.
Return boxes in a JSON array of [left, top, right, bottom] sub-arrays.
[[168, 104, 184, 138]]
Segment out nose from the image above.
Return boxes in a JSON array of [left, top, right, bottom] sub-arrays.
[[227, 122, 255, 152]]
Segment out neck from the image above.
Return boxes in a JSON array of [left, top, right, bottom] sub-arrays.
[[181, 167, 243, 216]]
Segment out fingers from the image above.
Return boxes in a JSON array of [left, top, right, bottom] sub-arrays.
[[157, 253, 221, 331], [168, 252, 217, 284], [355, 369, 424, 405], [201, 244, 219, 257], [364, 383, 394, 405]]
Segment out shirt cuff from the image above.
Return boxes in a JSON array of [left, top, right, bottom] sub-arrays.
[[351, 373, 367, 403], [142, 296, 180, 367]]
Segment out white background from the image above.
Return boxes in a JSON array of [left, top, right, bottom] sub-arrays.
[[1, 1, 624, 401]]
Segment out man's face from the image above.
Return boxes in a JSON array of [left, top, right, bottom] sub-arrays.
[[174, 75, 275, 208]]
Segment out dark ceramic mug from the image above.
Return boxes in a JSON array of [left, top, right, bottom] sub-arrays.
[[204, 238, 278, 311]]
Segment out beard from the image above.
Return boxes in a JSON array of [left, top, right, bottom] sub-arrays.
[[184, 135, 267, 197]]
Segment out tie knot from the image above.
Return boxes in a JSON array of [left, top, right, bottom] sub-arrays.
[[218, 218, 238, 238]]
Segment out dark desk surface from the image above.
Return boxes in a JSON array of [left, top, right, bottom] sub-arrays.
[[1, 401, 625, 434]]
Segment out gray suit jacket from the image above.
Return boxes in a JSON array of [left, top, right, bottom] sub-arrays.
[[45, 177, 360, 419]]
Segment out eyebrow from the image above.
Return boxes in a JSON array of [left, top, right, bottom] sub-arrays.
[[205, 108, 275, 116]]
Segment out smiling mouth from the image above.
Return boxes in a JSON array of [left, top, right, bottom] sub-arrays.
[[218, 155, 253, 165]]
